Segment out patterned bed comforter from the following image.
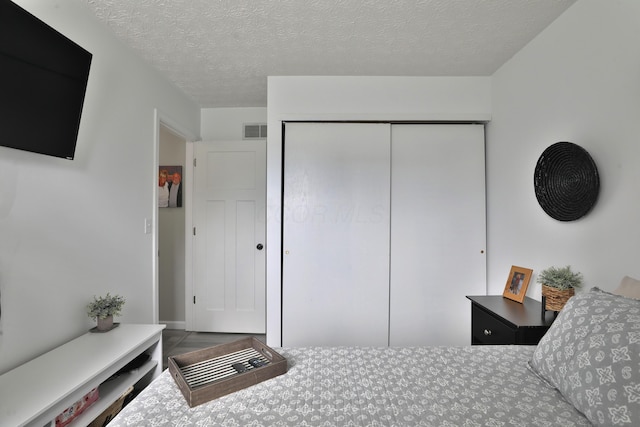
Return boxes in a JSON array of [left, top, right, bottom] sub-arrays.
[[110, 346, 590, 426]]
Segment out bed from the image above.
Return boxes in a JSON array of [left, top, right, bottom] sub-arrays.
[[110, 287, 640, 426]]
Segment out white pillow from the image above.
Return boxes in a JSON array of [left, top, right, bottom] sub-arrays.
[[612, 275, 640, 299]]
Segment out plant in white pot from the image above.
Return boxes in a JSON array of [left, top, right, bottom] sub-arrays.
[[87, 293, 125, 332], [537, 265, 583, 311]]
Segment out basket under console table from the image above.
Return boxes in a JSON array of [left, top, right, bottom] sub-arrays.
[[0, 323, 165, 427]]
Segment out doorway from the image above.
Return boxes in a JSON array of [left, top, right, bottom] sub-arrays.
[[158, 124, 187, 329]]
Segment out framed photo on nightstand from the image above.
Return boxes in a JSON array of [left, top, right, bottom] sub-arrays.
[[502, 265, 533, 303]]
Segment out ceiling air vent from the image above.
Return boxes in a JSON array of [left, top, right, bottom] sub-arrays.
[[243, 123, 267, 139]]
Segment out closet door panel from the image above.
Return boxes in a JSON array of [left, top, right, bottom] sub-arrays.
[[282, 123, 391, 347], [390, 124, 486, 346]]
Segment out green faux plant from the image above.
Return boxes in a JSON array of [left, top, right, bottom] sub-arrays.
[[536, 265, 583, 290], [86, 293, 125, 319]]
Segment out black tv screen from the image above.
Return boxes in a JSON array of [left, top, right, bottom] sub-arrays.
[[0, 0, 92, 160]]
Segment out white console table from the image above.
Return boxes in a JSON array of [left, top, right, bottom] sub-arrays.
[[0, 324, 165, 427]]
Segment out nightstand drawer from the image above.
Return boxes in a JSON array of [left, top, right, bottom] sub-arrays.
[[467, 296, 555, 345], [471, 305, 516, 344]]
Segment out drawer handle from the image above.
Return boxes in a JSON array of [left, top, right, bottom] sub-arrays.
[[484, 329, 492, 336]]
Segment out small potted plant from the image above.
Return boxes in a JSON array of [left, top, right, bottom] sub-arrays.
[[537, 265, 583, 311], [87, 293, 125, 332]]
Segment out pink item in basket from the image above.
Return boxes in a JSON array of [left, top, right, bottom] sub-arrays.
[[55, 387, 99, 427]]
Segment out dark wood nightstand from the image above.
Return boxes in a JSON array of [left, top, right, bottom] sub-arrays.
[[466, 296, 556, 345]]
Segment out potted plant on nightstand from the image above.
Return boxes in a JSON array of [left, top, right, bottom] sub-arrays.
[[537, 265, 583, 312], [87, 293, 125, 332]]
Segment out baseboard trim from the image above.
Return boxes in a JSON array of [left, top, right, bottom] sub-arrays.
[[160, 320, 186, 330]]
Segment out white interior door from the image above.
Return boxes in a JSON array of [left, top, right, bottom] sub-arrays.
[[192, 140, 266, 333], [282, 123, 391, 347], [389, 124, 486, 346]]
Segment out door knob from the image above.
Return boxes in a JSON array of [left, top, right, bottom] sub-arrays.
[[256, 244, 264, 250]]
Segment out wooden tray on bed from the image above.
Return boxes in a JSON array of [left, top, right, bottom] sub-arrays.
[[168, 337, 287, 407]]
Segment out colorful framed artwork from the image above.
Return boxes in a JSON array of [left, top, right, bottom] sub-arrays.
[[159, 165, 183, 208]]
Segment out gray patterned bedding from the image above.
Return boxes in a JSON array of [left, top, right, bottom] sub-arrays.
[[110, 345, 589, 426], [111, 288, 640, 426]]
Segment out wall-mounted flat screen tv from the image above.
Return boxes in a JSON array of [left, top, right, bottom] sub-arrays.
[[0, 0, 92, 160]]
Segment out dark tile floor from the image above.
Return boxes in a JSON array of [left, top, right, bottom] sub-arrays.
[[161, 329, 266, 370]]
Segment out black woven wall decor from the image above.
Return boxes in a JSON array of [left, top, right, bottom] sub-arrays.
[[534, 142, 599, 221]]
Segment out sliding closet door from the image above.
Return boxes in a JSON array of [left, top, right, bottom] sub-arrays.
[[282, 123, 391, 347], [390, 124, 486, 346]]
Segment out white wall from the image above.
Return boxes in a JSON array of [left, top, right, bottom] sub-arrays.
[[266, 76, 492, 346], [487, 0, 640, 298], [0, 0, 200, 374], [201, 108, 267, 140]]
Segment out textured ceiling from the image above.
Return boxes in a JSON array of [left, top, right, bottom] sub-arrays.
[[76, 0, 577, 108]]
